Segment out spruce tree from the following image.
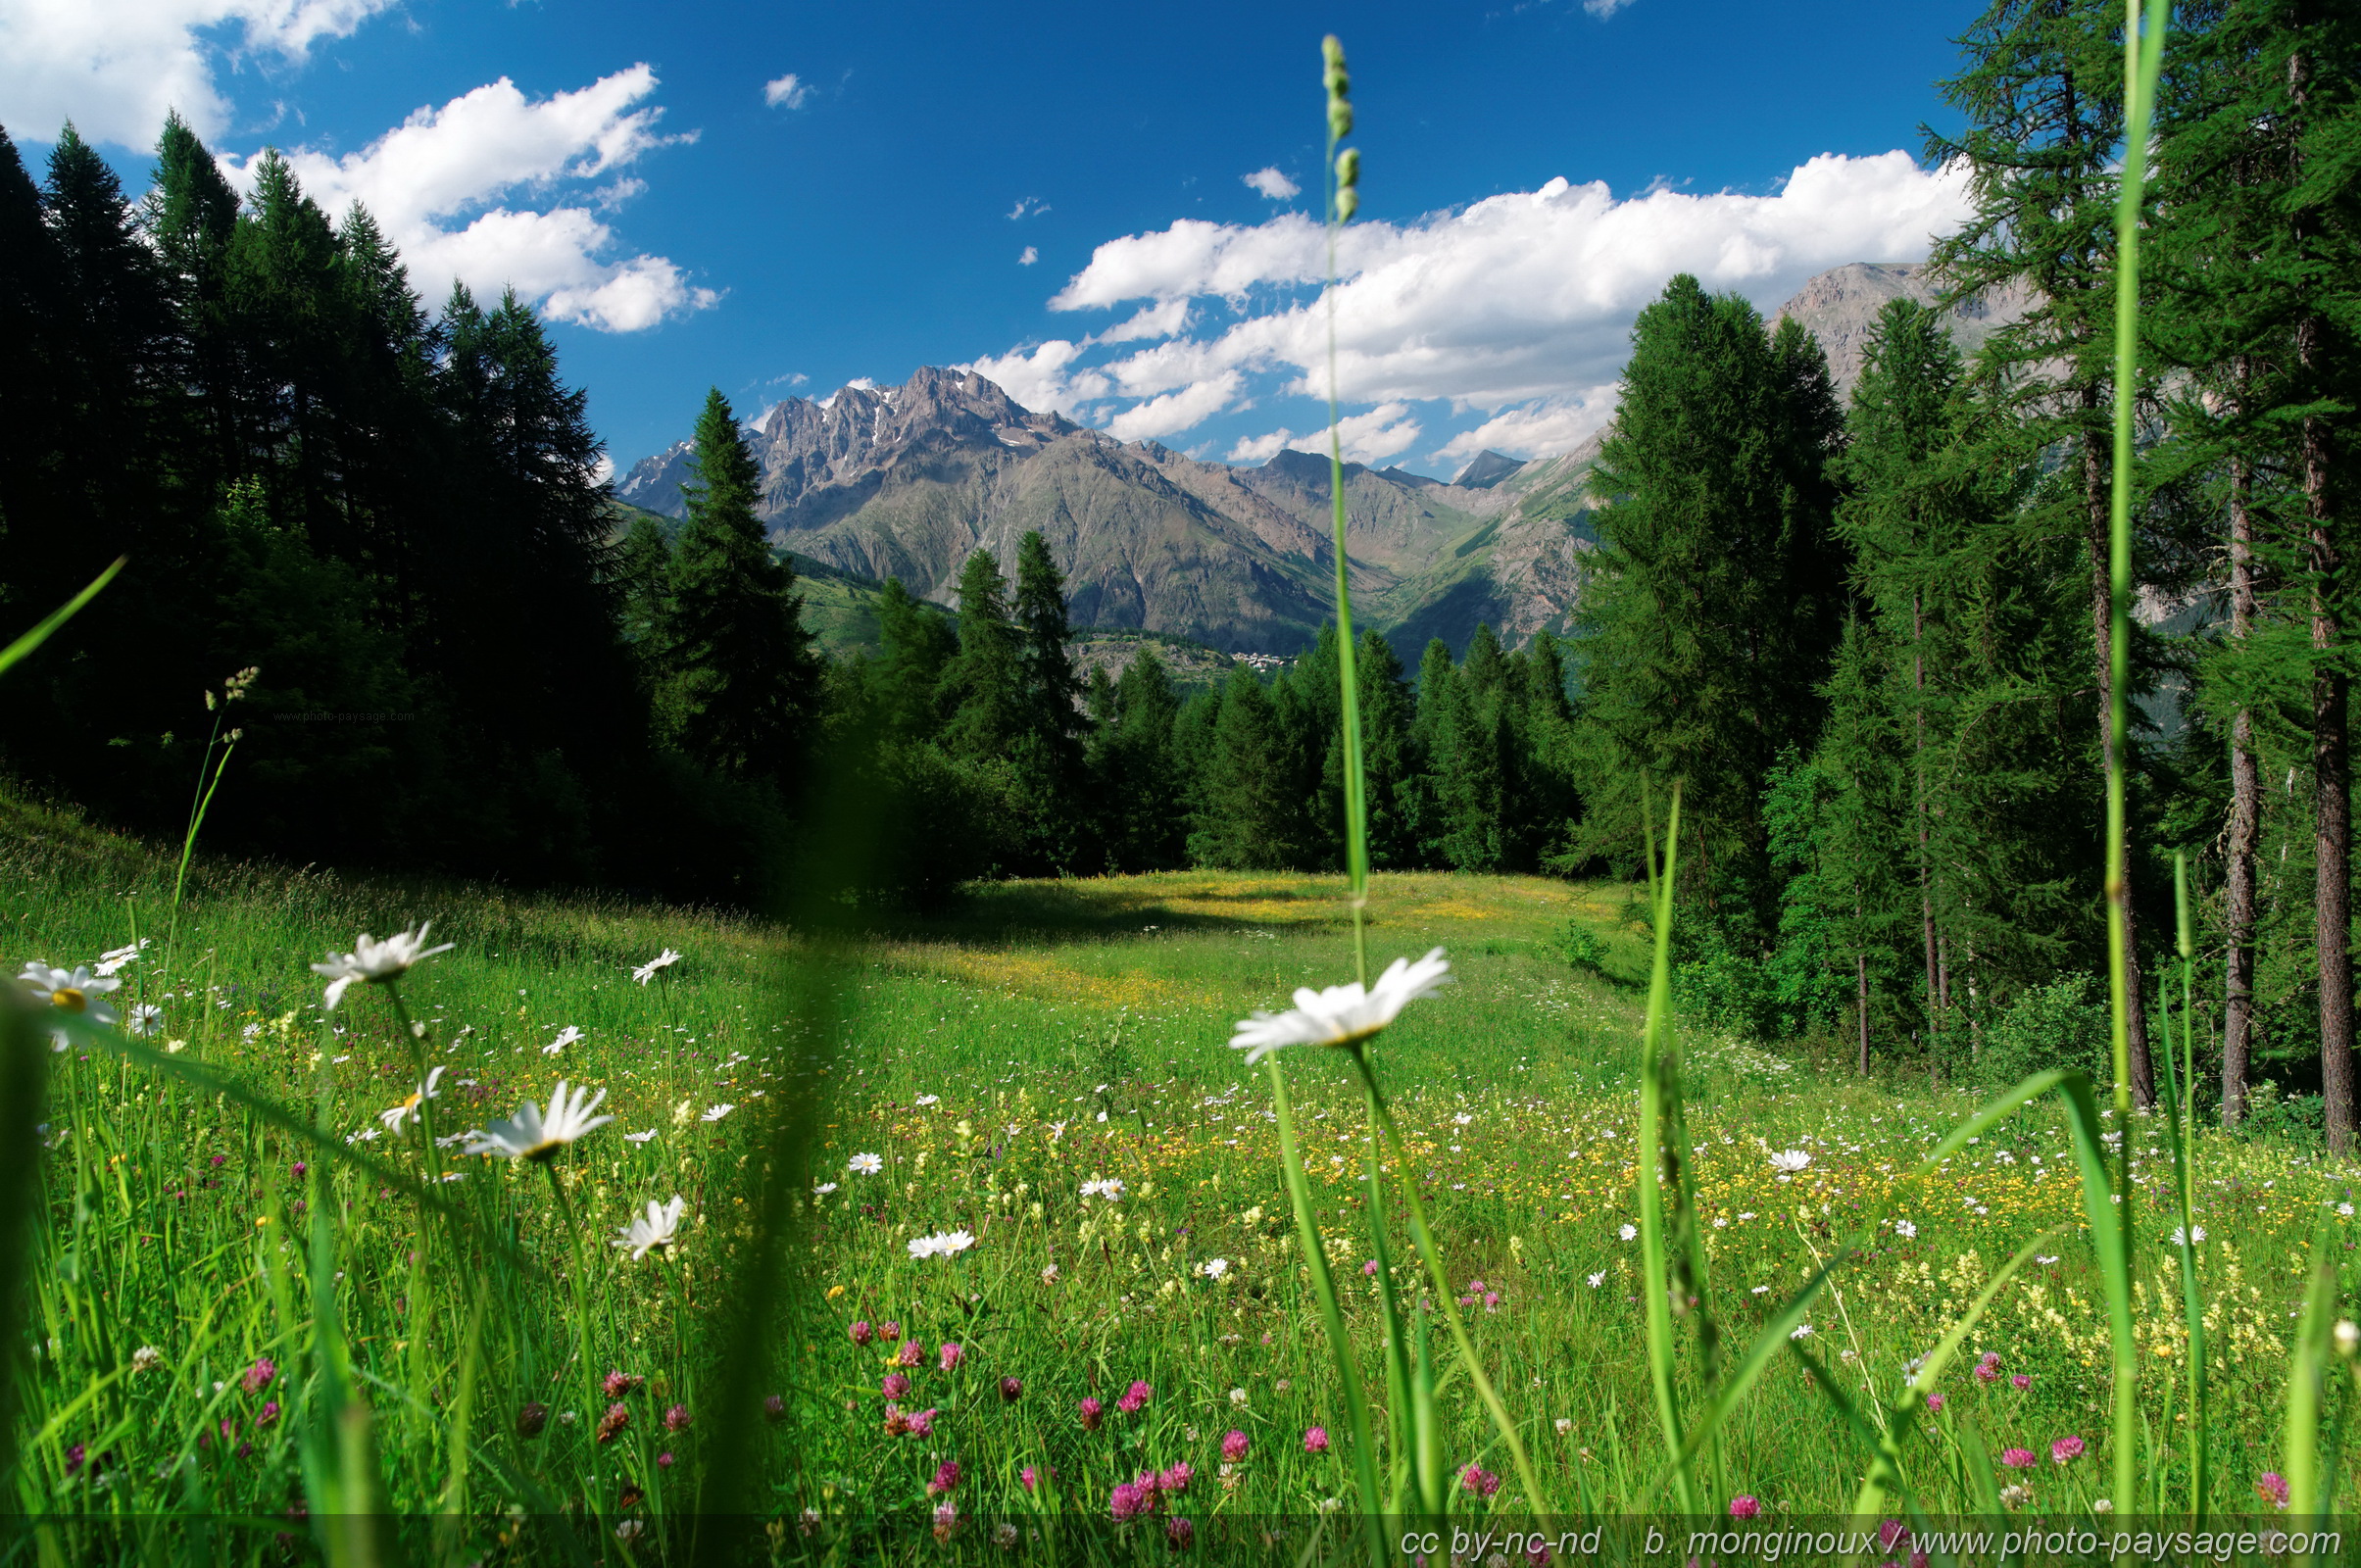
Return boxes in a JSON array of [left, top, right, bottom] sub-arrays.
[[660, 387, 819, 787]]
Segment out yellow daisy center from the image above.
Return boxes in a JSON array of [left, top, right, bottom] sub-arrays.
[[51, 988, 86, 1012]]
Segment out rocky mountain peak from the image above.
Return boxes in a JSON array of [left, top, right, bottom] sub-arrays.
[[1771, 262, 2035, 398], [1452, 450, 1526, 489]]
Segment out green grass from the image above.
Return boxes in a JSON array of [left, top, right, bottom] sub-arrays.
[[3, 789, 2355, 1559]]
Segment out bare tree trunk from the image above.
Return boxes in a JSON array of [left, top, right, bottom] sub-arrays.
[[1857, 947, 1870, 1077], [1914, 594, 1942, 1053], [2303, 331, 2354, 1153], [2225, 435, 2260, 1127], [2085, 418, 2158, 1106]]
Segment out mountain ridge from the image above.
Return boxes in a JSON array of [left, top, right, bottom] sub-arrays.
[[617, 262, 2021, 657]]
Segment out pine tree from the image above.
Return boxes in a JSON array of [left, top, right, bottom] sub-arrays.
[[869, 576, 957, 740], [1927, 0, 2163, 1104], [1094, 646, 1188, 871], [1355, 631, 1426, 870], [2151, 0, 2361, 1135], [0, 126, 70, 620], [660, 388, 819, 787], [1189, 666, 1302, 869], [1576, 274, 1849, 915], [1012, 531, 1089, 870], [941, 551, 1025, 761]]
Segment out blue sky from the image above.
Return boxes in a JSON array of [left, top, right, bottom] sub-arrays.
[[5, 0, 1982, 479]]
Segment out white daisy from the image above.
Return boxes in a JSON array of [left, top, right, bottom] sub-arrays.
[[1791, 1323, 1814, 1340], [1769, 1150, 1811, 1174], [1081, 1177, 1126, 1201], [2167, 1224, 2207, 1247], [813, 1181, 839, 1196], [1618, 1223, 1637, 1242], [849, 1152, 884, 1175], [631, 949, 682, 985], [1894, 1220, 1918, 1239], [624, 1130, 658, 1145], [310, 925, 454, 1011], [377, 1065, 449, 1132], [701, 1102, 735, 1123], [93, 940, 149, 978], [914, 1094, 940, 1107], [613, 1195, 687, 1260], [908, 1229, 976, 1261], [1587, 1272, 1606, 1289], [543, 1025, 583, 1056], [1202, 1257, 1230, 1280], [20, 962, 120, 1049], [462, 1080, 615, 1161], [127, 1003, 164, 1038], [1229, 948, 1451, 1062]]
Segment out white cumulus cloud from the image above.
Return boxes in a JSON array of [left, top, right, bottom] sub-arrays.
[[762, 73, 812, 109], [1242, 166, 1300, 201], [1019, 245, 1039, 266], [0, 0, 400, 147], [995, 151, 1970, 461], [1585, 0, 1637, 16], [221, 67, 717, 333]]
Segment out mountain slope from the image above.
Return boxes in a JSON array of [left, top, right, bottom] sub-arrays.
[[615, 262, 2022, 659]]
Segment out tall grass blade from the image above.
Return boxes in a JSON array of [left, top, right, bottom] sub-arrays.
[[1267, 1059, 1388, 1562], [1658, 1069, 2110, 1489], [1845, 1233, 2056, 1519], [2102, 0, 2169, 1514], [0, 559, 123, 679], [2282, 1244, 2337, 1517], [2161, 852, 2209, 1519], [0, 995, 49, 1515], [1636, 786, 1693, 1508]]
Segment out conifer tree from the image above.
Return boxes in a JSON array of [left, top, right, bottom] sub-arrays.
[[1189, 666, 1302, 869], [869, 576, 957, 740], [1577, 274, 1848, 914], [1012, 531, 1089, 869], [660, 387, 819, 788], [1355, 631, 1426, 870], [2151, 0, 2361, 1135], [1094, 646, 1188, 871], [1927, 0, 2163, 1102], [941, 550, 1025, 761]]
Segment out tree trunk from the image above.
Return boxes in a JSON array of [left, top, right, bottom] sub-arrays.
[[2225, 437, 2259, 1127], [1914, 594, 1942, 1049], [2290, 43, 2354, 1152], [2304, 335, 2354, 1153], [2084, 419, 2158, 1107], [1857, 947, 1870, 1077]]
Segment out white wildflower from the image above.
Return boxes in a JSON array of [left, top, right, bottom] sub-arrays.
[[631, 949, 682, 985], [1228, 948, 1452, 1062], [310, 925, 453, 1010], [849, 1152, 884, 1175], [613, 1195, 688, 1260], [462, 1080, 614, 1161]]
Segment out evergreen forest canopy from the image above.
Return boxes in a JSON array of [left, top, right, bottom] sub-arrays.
[[1, 0, 2358, 1140]]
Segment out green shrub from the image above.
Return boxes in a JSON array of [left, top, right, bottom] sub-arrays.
[[1979, 972, 2109, 1087], [1559, 921, 1609, 973]]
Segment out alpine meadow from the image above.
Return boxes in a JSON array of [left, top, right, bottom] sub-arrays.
[[8, 2, 2361, 1564]]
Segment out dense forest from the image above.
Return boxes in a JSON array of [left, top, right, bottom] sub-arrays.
[[2, 1, 2358, 1136]]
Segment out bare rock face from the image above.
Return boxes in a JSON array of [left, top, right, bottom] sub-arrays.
[[1770, 262, 2035, 398]]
